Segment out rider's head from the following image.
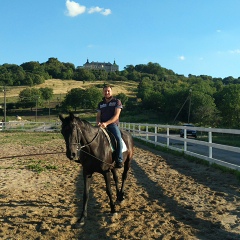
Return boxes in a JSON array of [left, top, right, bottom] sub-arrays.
[[103, 85, 112, 99]]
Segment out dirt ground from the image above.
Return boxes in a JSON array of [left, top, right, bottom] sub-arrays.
[[0, 137, 239, 240]]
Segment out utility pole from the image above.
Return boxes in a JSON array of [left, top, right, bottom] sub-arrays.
[[35, 97, 39, 122], [48, 100, 51, 121], [188, 89, 192, 123], [3, 85, 6, 123]]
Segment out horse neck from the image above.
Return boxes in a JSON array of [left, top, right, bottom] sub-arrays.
[[78, 121, 99, 145]]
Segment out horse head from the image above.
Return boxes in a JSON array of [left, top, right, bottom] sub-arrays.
[[59, 113, 81, 160]]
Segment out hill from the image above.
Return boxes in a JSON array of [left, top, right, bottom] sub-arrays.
[[0, 79, 139, 122], [2, 79, 138, 99]]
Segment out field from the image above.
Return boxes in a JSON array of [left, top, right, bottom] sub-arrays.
[[0, 79, 139, 122], [0, 79, 138, 100], [0, 132, 239, 239]]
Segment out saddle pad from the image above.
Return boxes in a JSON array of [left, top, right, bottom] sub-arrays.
[[122, 139, 127, 152]]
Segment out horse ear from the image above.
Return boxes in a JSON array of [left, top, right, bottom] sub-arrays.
[[69, 112, 75, 120], [59, 114, 64, 122]]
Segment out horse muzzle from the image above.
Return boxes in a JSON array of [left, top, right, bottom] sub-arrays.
[[66, 150, 79, 161]]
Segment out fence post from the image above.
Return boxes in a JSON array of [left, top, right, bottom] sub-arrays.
[[209, 127, 212, 158], [184, 129, 187, 152], [155, 125, 157, 145], [167, 126, 170, 147], [146, 125, 148, 140]]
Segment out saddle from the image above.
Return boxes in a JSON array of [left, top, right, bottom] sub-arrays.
[[100, 127, 127, 153]]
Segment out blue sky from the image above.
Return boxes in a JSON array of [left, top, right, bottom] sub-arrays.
[[0, 0, 240, 78]]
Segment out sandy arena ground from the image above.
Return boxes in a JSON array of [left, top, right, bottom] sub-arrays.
[[0, 136, 239, 239]]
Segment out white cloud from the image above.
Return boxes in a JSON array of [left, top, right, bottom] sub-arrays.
[[101, 9, 112, 16], [88, 7, 103, 14], [216, 29, 222, 33], [178, 56, 185, 61], [88, 6, 112, 16], [229, 49, 240, 54], [65, 0, 86, 17], [65, 1, 111, 17]]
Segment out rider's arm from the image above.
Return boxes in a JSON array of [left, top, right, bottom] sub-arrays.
[[101, 108, 121, 128], [96, 111, 101, 126]]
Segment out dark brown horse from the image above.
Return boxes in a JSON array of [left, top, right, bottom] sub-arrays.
[[59, 113, 133, 226]]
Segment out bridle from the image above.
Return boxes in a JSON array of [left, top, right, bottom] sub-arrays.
[[72, 122, 100, 150], [66, 121, 114, 167]]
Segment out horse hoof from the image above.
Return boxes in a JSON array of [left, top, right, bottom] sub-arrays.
[[116, 199, 126, 205], [76, 218, 85, 227], [111, 212, 119, 222]]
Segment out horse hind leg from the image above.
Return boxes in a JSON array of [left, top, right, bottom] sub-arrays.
[[111, 168, 120, 198], [117, 157, 131, 203]]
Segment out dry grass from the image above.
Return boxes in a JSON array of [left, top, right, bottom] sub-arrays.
[[1, 79, 138, 99]]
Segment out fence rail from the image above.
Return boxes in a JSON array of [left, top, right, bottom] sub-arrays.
[[0, 121, 61, 132], [1, 120, 239, 171], [119, 122, 240, 171]]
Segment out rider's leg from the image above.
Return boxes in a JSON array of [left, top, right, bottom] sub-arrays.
[[107, 124, 123, 167]]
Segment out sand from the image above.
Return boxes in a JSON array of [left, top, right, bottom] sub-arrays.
[[0, 137, 239, 239]]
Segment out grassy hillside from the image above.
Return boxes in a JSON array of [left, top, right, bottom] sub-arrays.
[[0, 79, 140, 122], [1, 79, 138, 100]]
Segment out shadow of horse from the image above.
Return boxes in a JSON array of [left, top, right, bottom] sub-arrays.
[[59, 113, 134, 226]]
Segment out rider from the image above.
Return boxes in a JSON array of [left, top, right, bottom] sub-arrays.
[[96, 85, 123, 168]]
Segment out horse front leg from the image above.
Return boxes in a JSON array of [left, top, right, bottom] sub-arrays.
[[78, 173, 92, 226], [103, 171, 116, 214]]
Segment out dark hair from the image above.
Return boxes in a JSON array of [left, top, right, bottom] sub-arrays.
[[103, 84, 112, 89]]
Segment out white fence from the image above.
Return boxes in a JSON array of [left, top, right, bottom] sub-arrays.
[[120, 122, 240, 171], [1, 120, 239, 171], [0, 121, 61, 132]]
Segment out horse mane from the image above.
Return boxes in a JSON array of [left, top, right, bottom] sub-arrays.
[[66, 113, 95, 131]]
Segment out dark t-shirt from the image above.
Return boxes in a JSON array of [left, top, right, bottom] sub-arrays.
[[97, 97, 122, 125]]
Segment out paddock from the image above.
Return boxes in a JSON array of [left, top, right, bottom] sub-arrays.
[[0, 133, 239, 239]]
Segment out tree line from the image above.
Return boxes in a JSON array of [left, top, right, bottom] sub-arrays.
[[1, 58, 240, 128], [1, 57, 240, 86]]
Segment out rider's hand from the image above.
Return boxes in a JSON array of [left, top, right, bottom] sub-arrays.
[[100, 122, 107, 128]]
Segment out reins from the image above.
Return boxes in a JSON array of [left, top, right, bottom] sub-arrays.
[[73, 123, 100, 149], [73, 123, 114, 167], [0, 151, 65, 160]]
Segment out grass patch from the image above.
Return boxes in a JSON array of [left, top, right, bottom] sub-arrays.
[[1, 132, 62, 145], [197, 133, 240, 147], [27, 160, 58, 173]]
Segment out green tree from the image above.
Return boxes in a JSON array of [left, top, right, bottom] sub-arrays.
[[39, 87, 53, 101], [85, 87, 102, 109], [116, 93, 128, 106], [191, 91, 220, 126], [216, 84, 240, 128], [18, 88, 41, 110], [62, 88, 85, 111], [44, 57, 64, 79], [137, 77, 154, 100], [74, 68, 96, 81]]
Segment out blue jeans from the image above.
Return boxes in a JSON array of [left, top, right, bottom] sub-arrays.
[[107, 124, 123, 163]]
